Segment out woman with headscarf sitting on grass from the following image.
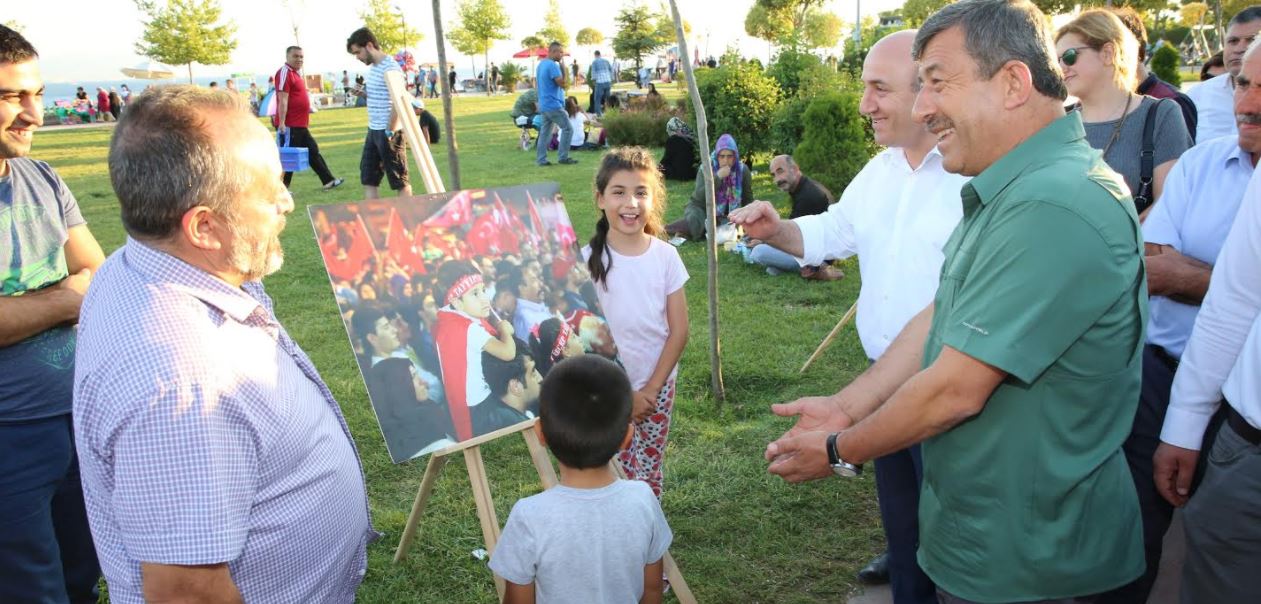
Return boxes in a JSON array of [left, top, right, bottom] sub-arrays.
[[665, 133, 752, 241]]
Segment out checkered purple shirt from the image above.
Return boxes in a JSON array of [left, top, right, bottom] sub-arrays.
[[73, 239, 376, 603]]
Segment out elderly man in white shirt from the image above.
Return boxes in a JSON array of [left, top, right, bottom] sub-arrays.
[[1104, 35, 1261, 604], [731, 30, 965, 604], [1187, 7, 1261, 143], [1152, 147, 1261, 603]]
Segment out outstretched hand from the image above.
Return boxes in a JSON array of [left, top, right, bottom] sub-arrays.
[[728, 201, 781, 242], [764, 396, 853, 483]]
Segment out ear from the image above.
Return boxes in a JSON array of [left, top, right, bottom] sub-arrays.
[[180, 205, 228, 252], [620, 423, 634, 449], [509, 378, 525, 395], [533, 419, 547, 446], [1101, 42, 1117, 67], [999, 60, 1035, 110]]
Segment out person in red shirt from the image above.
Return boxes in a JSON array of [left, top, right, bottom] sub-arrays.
[[95, 87, 113, 122], [275, 46, 343, 190]]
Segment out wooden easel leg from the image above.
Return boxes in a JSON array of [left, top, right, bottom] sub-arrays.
[[394, 453, 451, 563], [664, 552, 697, 604], [464, 446, 505, 600], [521, 426, 558, 489]]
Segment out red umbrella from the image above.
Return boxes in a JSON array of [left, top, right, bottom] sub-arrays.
[[512, 47, 569, 58]]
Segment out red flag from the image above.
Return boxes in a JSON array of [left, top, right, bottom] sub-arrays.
[[491, 194, 522, 254], [321, 215, 374, 282], [423, 190, 474, 228], [386, 209, 426, 274], [525, 191, 546, 245]]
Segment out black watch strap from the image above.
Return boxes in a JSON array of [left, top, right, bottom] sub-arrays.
[[826, 432, 840, 465]]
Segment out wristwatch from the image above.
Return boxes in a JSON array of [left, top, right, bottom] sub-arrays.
[[826, 432, 862, 477]]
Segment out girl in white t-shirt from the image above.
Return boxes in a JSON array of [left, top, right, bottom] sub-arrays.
[[582, 147, 689, 497]]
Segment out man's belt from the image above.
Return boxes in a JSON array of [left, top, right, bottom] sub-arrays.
[[1226, 401, 1261, 446]]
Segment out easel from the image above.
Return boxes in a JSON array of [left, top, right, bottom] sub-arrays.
[[382, 72, 696, 604]]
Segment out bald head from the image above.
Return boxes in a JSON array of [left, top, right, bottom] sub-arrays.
[[866, 29, 920, 91]]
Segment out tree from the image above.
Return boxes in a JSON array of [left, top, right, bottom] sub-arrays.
[[576, 27, 604, 47], [612, 4, 671, 70], [1181, 2, 1209, 26], [498, 62, 525, 91], [536, 0, 570, 46], [803, 11, 843, 48], [521, 34, 545, 49], [745, 4, 793, 43], [902, 0, 953, 27], [134, 0, 237, 83], [3, 20, 24, 33], [448, 0, 511, 95], [745, 0, 843, 50], [359, 0, 421, 54]]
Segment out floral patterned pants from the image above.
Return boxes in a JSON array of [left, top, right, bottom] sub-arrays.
[[616, 378, 675, 498]]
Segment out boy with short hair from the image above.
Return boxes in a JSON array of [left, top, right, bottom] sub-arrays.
[[490, 355, 671, 604]]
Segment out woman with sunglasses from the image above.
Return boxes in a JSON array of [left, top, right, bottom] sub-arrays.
[[1056, 10, 1191, 217]]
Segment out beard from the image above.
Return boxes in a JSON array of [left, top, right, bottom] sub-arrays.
[[228, 217, 285, 282]]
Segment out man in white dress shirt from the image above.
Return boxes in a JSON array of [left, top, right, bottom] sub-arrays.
[[731, 30, 966, 604], [1152, 139, 1261, 603], [1103, 35, 1261, 604], [1187, 7, 1261, 143]]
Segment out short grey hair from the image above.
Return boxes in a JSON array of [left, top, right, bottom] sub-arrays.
[[772, 154, 798, 170], [913, 0, 1066, 101], [109, 85, 251, 240]]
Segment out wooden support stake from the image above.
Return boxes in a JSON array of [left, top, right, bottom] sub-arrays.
[[800, 300, 859, 373], [667, 0, 725, 404]]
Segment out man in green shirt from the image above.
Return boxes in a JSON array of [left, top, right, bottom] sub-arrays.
[[764, 1, 1147, 601]]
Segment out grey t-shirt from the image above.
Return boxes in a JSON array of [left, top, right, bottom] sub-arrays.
[[489, 479, 672, 604], [0, 157, 85, 421], [1083, 96, 1192, 204]]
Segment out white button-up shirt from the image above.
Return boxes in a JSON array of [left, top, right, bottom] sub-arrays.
[[1143, 135, 1255, 358], [1187, 73, 1237, 144], [794, 147, 967, 359], [1162, 166, 1261, 449]]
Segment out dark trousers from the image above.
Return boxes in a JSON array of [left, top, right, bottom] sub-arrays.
[[875, 444, 937, 604], [0, 415, 100, 604], [1102, 344, 1222, 604], [281, 126, 336, 187]]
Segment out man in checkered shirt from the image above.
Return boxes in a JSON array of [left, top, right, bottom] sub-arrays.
[[73, 85, 376, 603]]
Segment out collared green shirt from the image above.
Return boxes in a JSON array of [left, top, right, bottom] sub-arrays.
[[918, 113, 1147, 602]]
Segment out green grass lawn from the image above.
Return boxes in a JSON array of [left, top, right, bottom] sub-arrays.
[[38, 89, 882, 603]]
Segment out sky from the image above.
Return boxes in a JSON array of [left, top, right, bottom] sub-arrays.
[[15, 0, 903, 84]]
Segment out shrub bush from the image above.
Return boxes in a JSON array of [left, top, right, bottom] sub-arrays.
[[498, 62, 525, 92], [601, 98, 685, 147], [768, 66, 861, 156], [1151, 44, 1182, 87], [794, 91, 875, 195], [687, 61, 783, 157]]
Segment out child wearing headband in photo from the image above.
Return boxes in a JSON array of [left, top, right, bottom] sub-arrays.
[[583, 147, 689, 498], [529, 317, 587, 377], [432, 260, 517, 441]]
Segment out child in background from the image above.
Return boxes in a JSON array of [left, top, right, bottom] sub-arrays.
[[582, 147, 689, 498], [490, 356, 671, 604]]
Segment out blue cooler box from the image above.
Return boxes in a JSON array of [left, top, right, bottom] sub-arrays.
[[277, 131, 309, 172]]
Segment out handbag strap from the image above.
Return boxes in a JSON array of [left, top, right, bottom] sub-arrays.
[[277, 130, 290, 148], [1135, 98, 1166, 213]]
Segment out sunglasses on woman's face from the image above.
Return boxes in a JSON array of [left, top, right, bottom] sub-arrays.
[[1059, 46, 1095, 67]]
